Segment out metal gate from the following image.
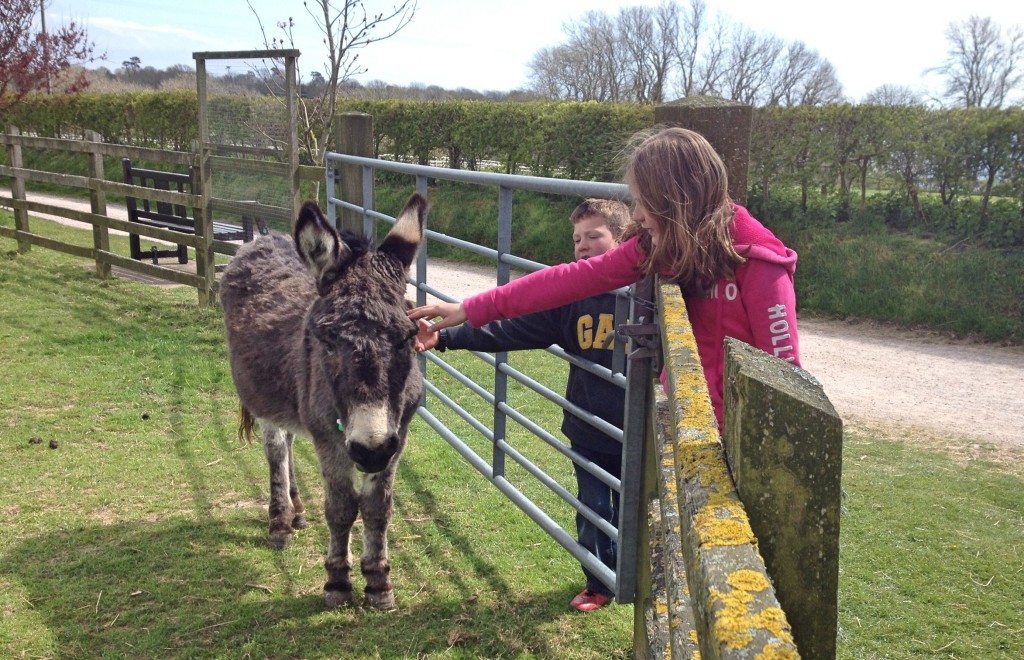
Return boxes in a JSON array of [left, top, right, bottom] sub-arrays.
[[323, 152, 653, 603]]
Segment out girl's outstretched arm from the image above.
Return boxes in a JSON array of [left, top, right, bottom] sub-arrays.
[[407, 301, 467, 332]]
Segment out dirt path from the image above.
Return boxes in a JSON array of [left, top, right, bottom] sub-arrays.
[[9, 190, 1024, 459]]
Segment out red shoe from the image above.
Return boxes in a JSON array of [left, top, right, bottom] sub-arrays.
[[570, 589, 611, 612]]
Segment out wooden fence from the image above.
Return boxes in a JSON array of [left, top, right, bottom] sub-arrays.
[[0, 126, 323, 305]]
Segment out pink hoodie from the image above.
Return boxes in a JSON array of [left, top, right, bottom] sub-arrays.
[[463, 204, 800, 426]]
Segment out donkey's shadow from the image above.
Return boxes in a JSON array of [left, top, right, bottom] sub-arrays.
[[3, 509, 592, 657]]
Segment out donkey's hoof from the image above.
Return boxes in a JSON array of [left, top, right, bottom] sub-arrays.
[[324, 589, 354, 609], [364, 589, 395, 610], [266, 531, 293, 550], [291, 515, 310, 530]]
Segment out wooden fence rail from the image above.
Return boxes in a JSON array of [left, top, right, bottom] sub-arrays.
[[0, 126, 325, 305]]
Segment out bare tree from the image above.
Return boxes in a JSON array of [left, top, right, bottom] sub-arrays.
[[719, 26, 782, 105], [527, 46, 569, 99], [529, 11, 626, 102], [675, 0, 706, 96], [564, 11, 627, 102], [618, 2, 678, 104], [934, 15, 1024, 108], [766, 41, 843, 106], [862, 83, 923, 106], [249, 0, 416, 163], [526, 0, 841, 107], [0, 0, 99, 110]]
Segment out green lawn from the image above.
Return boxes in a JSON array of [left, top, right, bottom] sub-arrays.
[[1, 212, 1022, 659]]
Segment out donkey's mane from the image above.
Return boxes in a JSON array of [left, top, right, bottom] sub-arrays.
[[338, 229, 371, 260]]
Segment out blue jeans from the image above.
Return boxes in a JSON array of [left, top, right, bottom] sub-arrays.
[[572, 443, 622, 597]]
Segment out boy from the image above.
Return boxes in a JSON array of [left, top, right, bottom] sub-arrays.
[[415, 199, 629, 611]]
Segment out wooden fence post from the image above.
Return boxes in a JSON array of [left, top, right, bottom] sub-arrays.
[[6, 126, 30, 254], [722, 338, 843, 659], [193, 140, 215, 307], [85, 130, 111, 280], [332, 112, 373, 235]]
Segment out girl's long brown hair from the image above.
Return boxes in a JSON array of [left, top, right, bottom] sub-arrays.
[[621, 127, 745, 296]]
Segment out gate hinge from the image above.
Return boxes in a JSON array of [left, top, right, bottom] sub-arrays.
[[617, 322, 661, 360]]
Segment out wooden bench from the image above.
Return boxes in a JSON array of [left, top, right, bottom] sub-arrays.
[[123, 158, 254, 264]]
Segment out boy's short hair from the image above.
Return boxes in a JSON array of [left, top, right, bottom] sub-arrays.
[[570, 198, 630, 240]]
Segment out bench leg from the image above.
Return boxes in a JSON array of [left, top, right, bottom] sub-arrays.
[[130, 233, 142, 261], [178, 244, 188, 265]]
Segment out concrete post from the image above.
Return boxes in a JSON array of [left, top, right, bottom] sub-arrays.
[[653, 98, 752, 206], [722, 338, 844, 659]]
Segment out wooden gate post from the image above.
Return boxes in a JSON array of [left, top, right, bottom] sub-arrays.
[[653, 98, 751, 206], [6, 126, 30, 253], [722, 338, 843, 659], [192, 140, 215, 307], [332, 112, 373, 235], [85, 130, 111, 279]]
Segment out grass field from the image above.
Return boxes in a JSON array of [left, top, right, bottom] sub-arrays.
[[2, 213, 1022, 659]]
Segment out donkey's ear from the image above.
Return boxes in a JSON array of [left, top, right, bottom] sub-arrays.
[[294, 201, 347, 282], [379, 192, 427, 269]]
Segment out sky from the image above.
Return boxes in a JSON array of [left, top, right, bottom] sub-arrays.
[[50, 0, 1024, 102]]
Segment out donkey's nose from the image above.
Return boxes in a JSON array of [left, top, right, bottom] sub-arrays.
[[348, 433, 400, 473]]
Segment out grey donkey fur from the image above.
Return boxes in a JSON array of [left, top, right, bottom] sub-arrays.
[[220, 193, 427, 610]]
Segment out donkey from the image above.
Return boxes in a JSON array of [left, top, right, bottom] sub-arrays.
[[220, 193, 427, 610]]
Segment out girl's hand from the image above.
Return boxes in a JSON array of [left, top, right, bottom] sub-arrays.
[[407, 301, 467, 332], [414, 318, 440, 352]]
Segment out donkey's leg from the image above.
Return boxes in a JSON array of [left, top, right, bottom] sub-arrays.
[[261, 422, 296, 549], [319, 446, 360, 608], [360, 469, 396, 610], [284, 432, 309, 530]]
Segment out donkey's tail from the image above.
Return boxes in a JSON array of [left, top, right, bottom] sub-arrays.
[[238, 404, 256, 445]]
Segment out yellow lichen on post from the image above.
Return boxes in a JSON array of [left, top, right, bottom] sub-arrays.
[[654, 279, 801, 658], [707, 570, 797, 654], [692, 504, 756, 548], [729, 569, 771, 593], [757, 642, 800, 660], [659, 283, 718, 435]]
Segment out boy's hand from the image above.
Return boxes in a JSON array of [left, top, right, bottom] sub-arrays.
[[407, 302, 467, 331], [414, 319, 440, 352]]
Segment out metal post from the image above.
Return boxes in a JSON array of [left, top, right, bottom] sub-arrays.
[[617, 276, 657, 604], [491, 185, 514, 478]]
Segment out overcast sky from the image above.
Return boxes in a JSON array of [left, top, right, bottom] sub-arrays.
[[53, 0, 1024, 102]]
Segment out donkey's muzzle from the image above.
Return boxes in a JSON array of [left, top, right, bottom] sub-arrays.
[[348, 433, 400, 474]]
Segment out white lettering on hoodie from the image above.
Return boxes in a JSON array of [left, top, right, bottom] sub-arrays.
[[767, 303, 794, 361]]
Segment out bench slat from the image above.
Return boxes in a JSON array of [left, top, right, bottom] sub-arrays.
[[124, 157, 254, 264]]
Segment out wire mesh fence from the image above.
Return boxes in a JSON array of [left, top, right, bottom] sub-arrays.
[[195, 50, 300, 233]]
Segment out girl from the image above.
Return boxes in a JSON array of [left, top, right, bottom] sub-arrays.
[[409, 127, 801, 427]]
